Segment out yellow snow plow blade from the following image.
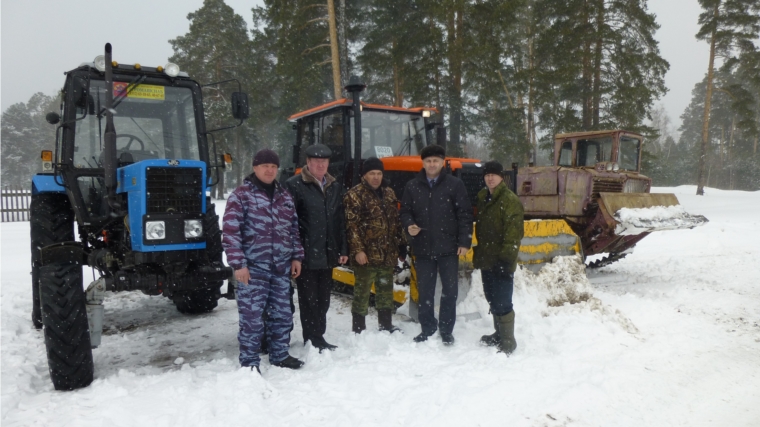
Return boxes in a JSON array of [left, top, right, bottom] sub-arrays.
[[332, 266, 408, 306], [518, 219, 582, 273]]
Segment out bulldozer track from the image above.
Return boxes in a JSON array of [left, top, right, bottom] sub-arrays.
[[586, 252, 628, 269]]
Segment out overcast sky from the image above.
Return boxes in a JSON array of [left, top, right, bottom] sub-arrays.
[[1, 0, 707, 132]]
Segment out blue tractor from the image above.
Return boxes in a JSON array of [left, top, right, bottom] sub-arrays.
[[30, 44, 245, 390]]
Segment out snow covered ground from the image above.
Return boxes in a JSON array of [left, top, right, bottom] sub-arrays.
[[2, 186, 759, 426]]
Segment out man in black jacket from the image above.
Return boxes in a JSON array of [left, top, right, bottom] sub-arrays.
[[283, 144, 348, 351], [400, 145, 472, 345]]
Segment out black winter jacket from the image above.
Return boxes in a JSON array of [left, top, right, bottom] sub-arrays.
[[283, 167, 348, 270], [399, 169, 473, 259]]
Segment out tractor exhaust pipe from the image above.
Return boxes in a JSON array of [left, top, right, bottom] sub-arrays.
[[345, 76, 366, 187], [103, 43, 120, 212]]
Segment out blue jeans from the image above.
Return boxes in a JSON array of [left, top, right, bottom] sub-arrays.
[[236, 265, 293, 367], [480, 265, 514, 316]]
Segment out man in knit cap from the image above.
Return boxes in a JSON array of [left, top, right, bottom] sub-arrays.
[[344, 157, 407, 334], [223, 148, 305, 372]]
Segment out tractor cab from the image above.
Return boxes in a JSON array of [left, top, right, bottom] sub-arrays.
[[286, 98, 438, 191], [554, 130, 643, 174]]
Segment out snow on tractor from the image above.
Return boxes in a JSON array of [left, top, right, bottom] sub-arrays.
[[285, 77, 707, 319], [30, 44, 246, 390]]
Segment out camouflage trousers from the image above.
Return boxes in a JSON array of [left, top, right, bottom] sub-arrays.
[[236, 265, 292, 367], [352, 266, 394, 316]]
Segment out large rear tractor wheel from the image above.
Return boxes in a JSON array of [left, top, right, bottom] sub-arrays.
[[39, 261, 94, 390], [173, 203, 223, 314], [30, 193, 74, 330]]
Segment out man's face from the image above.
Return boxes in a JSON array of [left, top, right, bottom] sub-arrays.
[[306, 157, 330, 179], [423, 156, 444, 178], [253, 163, 279, 184], [484, 173, 503, 191], [364, 170, 383, 189]]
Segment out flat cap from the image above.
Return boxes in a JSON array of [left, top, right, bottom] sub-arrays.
[[304, 144, 332, 159]]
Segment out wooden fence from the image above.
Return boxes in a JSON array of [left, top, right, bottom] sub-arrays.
[[1, 186, 31, 222]]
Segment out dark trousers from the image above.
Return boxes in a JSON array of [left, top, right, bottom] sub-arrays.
[[481, 266, 514, 316], [295, 268, 333, 342], [415, 255, 459, 336]]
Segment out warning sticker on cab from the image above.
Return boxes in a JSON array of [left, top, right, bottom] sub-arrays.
[[113, 82, 165, 100]]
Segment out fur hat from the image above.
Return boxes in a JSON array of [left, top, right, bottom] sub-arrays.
[[420, 144, 446, 160], [361, 157, 384, 176], [483, 160, 504, 176], [252, 149, 280, 167]]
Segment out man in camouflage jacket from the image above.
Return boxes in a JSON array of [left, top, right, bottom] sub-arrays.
[[223, 149, 305, 372], [344, 157, 406, 334]]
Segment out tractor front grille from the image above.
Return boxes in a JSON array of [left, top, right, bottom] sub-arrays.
[[145, 167, 203, 214], [456, 164, 485, 207], [592, 177, 624, 194]]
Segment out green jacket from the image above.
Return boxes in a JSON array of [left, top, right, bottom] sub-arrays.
[[473, 182, 524, 272]]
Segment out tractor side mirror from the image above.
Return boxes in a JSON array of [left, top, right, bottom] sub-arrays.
[[46, 112, 60, 125], [231, 92, 249, 120]]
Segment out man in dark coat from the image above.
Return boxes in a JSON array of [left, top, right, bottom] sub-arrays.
[[222, 149, 305, 372], [399, 145, 472, 344], [283, 144, 348, 351], [344, 157, 406, 334], [473, 161, 524, 355]]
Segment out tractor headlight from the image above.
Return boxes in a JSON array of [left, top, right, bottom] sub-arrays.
[[612, 163, 620, 171], [605, 163, 613, 171], [164, 62, 180, 77], [94, 55, 106, 72], [184, 220, 203, 238], [422, 110, 431, 118], [145, 221, 166, 240]]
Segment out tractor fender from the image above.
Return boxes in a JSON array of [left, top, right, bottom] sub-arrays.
[[32, 175, 66, 195]]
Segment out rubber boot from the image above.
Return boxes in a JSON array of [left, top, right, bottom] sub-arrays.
[[480, 314, 500, 347], [496, 311, 517, 355], [352, 313, 366, 334]]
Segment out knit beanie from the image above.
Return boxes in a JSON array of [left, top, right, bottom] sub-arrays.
[[252, 149, 280, 167], [420, 144, 446, 160], [483, 161, 504, 176], [361, 157, 384, 176]]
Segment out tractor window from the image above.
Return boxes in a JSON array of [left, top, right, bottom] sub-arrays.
[[576, 140, 602, 166], [558, 141, 573, 166], [72, 80, 200, 168], [350, 111, 426, 159], [318, 111, 346, 164], [619, 136, 641, 171]]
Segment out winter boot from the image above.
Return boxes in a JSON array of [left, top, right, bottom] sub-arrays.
[[440, 332, 455, 346], [310, 336, 338, 352], [496, 310, 517, 355], [271, 355, 305, 370], [378, 309, 400, 333], [352, 313, 366, 334], [479, 314, 501, 347]]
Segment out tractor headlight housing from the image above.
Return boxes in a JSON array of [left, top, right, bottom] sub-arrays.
[[145, 221, 166, 240], [164, 63, 180, 77], [612, 163, 620, 171], [605, 163, 613, 171], [184, 220, 203, 238], [94, 55, 106, 72]]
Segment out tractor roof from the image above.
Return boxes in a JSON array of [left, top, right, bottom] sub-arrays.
[[288, 99, 438, 122], [554, 129, 643, 140]]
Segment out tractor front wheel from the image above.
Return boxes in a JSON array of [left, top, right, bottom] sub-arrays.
[[39, 261, 93, 391]]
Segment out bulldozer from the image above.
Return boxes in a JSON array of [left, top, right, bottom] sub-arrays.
[[285, 77, 707, 316]]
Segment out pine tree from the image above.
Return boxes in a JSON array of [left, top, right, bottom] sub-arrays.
[[694, 0, 760, 194], [1, 93, 59, 187]]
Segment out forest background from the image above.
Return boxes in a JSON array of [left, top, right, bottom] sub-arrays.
[[2, 0, 759, 192]]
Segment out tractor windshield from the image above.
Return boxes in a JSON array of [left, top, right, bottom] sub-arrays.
[[618, 136, 641, 171], [72, 80, 200, 168], [350, 111, 427, 159]]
